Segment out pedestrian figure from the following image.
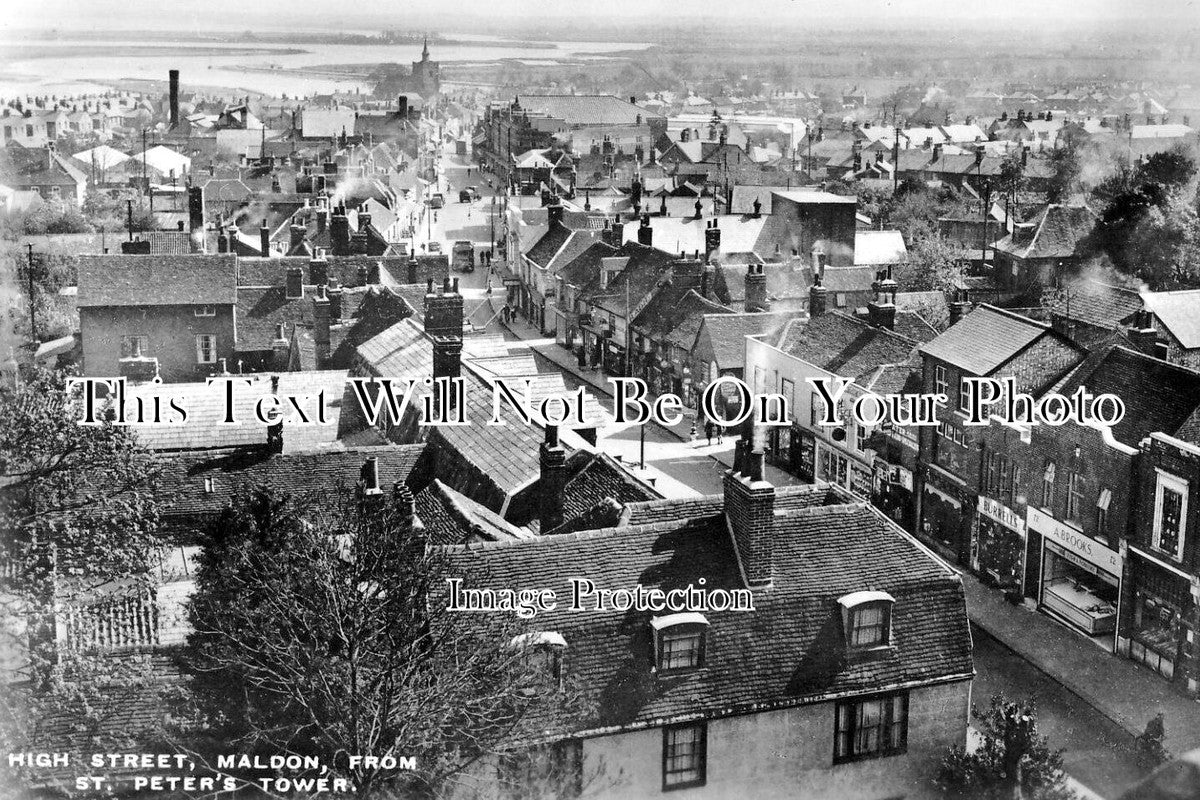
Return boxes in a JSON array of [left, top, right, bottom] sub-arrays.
[[705, 420, 714, 446], [717, 425, 724, 444], [689, 422, 698, 446]]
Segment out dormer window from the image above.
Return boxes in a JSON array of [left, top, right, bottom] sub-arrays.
[[838, 590, 895, 648], [510, 631, 567, 693], [651, 613, 708, 673]]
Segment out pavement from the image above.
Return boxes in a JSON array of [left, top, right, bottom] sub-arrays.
[[960, 570, 1200, 755]]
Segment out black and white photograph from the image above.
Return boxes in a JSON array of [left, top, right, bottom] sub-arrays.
[[1, 1, 1199, 797]]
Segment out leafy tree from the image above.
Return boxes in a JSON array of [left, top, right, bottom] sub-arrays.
[[899, 234, 968, 293], [0, 368, 163, 774], [937, 694, 1075, 800], [174, 486, 589, 799]]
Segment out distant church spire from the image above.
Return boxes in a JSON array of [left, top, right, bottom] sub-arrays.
[[422, 36, 429, 60]]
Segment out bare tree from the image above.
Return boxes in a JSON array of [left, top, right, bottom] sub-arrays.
[[173, 485, 590, 799]]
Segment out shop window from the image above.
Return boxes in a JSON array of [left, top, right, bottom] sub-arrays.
[[1066, 471, 1084, 523], [838, 591, 894, 648], [834, 692, 908, 763], [662, 722, 706, 790], [651, 613, 708, 673], [934, 364, 947, 397], [1132, 592, 1182, 681], [855, 422, 868, 452], [1041, 461, 1056, 509], [1153, 471, 1187, 560]]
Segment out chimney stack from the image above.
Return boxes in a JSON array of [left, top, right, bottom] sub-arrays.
[[308, 252, 329, 286], [744, 263, 768, 312], [168, 69, 179, 127], [259, 224, 270, 258], [313, 284, 331, 367], [425, 279, 465, 402], [285, 265, 304, 300], [704, 218, 721, 261], [289, 223, 305, 252], [547, 200, 564, 226], [637, 213, 653, 247], [866, 267, 898, 330], [272, 322, 290, 370], [723, 431, 776, 588], [1129, 310, 1162, 357], [330, 207, 351, 256], [407, 257, 419, 284], [948, 291, 971, 326], [538, 425, 567, 532]]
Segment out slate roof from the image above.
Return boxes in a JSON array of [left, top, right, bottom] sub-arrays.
[[778, 312, 918, 380], [76, 254, 237, 307], [556, 241, 620, 287], [919, 304, 1059, 375], [701, 311, 804, 371], [1051, 281, 1143, 331], [443, 497, 971, 741], [1058, 345, 1200, 447], [1141, 290, 1200, 349]]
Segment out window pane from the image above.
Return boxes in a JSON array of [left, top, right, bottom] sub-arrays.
[[661, 630, 702, 670], [1159, 487, 1183, 555], [664, 724, 703, 786], [851, 605, 886, 646]]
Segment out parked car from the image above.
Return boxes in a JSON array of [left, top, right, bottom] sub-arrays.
[[459, 189, 473, 203], [430, 193, 445, 209], [427, 241, 442, 253]]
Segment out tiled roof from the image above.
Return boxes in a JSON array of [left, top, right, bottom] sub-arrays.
[[821, 266, 876, 293], [1141, 290, 1200, 349], [1058, 345, 1200, 446], [77, 254, 237, 307], [444, 498, 970, 740], [414, 479, 529, 545], [156, 444, 425, 537], [555, 241, 620, 287], [558, 450, 662, 526], [779, 312, 918, 380], [892, 310, 939, 343], [992, 204, 1096, 260], [524, 223, 573, 269], [1052, 281, 1143, 331], [702, 311, 803, 371], [919, 304, 1057, 375], [355, 318, 433, 378], [125, 371, 374, 452]]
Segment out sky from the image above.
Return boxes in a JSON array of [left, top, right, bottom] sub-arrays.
[[3, 0, 1197, 32]]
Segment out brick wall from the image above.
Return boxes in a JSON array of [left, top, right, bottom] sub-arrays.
[[80, 304, 235, 383], [723, 469, 776, 587]]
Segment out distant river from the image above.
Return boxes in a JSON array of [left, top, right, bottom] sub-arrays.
[[0, 34, 651, 97]]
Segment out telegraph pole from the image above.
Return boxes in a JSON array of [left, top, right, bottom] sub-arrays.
[[141, 128, 152, 213], [25, 244, 37, 341]]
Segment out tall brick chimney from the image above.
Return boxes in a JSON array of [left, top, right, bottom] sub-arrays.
[[538, 425, 567, 533], [426, 278, 464, 410], [948, 291, 972, 327], [637, 213, 653, 247], [308, 253, 329, 287], [330, 207, 351, 256], [723, 440, 776, 588], [704, 218, 722, 261], [259, 224, 270, 257], [744, 263, 769, 312], [271, 322, 290, 370], [809, 275, 827, 317], [285, 265, 304, 299], [168, 69, 179, 127], [313, 285, 331, 366]]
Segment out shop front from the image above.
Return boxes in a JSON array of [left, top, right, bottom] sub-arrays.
[[796, 429, 816, 482], [1124, 552, 1194, 683], [1028, 508, 1121, 645], [766, 425, 797, 474], [919, 468, 971, 564], [973, 496, 1026, 594]]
